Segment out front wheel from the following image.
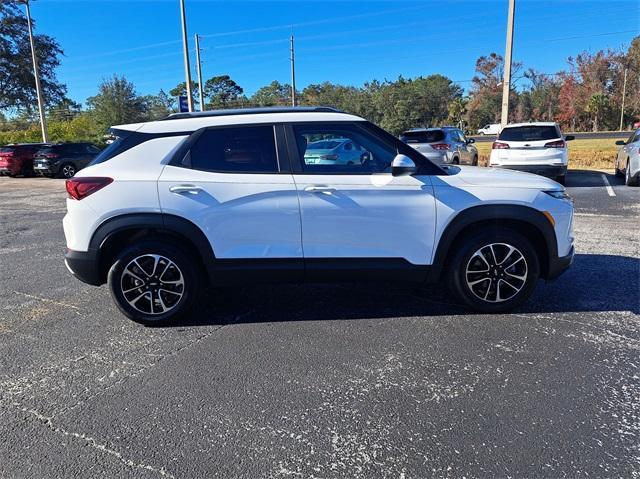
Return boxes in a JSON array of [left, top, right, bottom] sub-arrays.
[[472, 155, 478, 166], [59, 163, 76, 179], [625, 160, 638, 186], [447, 228, 540, 313], [108, 241, 199, 325]]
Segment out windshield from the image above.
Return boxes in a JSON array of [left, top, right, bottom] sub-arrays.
[[400, 130, 445, 143], [498, 125, 560, 141], [0, 147, 16, 153]]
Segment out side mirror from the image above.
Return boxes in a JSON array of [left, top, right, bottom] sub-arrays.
[[391, 154, 416, 176], [564, 135, 575, 141], [466, 138, 475, 144], [615, 140, 626, 146]]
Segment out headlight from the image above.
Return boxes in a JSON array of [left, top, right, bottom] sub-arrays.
[[544, 190, 572, 201]]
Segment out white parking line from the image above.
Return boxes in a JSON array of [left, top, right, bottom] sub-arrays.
[[601, 174, 616, 197]]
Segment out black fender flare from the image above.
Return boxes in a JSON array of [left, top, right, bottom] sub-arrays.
[[89, 213, 215, 281], [428, 204, 558, 281]]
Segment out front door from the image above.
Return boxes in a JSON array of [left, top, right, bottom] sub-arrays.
[[158, 124, 303, 266], [288, 122, 437, 271]]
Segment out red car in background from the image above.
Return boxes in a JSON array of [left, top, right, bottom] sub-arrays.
[[0, 143, 47, 177]]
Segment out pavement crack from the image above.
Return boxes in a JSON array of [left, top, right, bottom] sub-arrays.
[[11, 290, 81, 312], [9, 401, 175, 478]]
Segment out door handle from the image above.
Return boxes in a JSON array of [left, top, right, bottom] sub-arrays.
[[304, 186, 336, 194], [169, 184, 202, 194]]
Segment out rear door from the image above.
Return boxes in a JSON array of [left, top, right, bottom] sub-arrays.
[[288, 122, 437, 269], [158, 124, 303, 268]]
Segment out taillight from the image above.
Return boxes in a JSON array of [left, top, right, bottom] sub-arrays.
[[492, 141, 510, 149], [65, 177, 113, 200], [431, 143, 450, 151], [42, 153, 60, 159], [320, 154, 338, 161], [544, 140, 566, 148]]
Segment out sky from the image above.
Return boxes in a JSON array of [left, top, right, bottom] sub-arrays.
[[29, 0, 640, 106]]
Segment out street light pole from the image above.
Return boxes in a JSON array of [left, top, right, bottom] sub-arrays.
[[290, 32, 297, 107], [194, 34, 205, 111], [500, 0, 515, 128], [179, 0, 194, 112], [619, 67, 627, 131], [23, 0, 48, 142]]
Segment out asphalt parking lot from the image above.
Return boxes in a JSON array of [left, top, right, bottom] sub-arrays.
[[0, 170, 638, 478]]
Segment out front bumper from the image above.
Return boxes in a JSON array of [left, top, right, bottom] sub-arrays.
[[493, 164, 567, 178], [64, 248, 103, 286], [546, 245, 574, 281]]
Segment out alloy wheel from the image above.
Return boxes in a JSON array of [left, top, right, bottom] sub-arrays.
[[465, 243, 528, 303], [62, 164, 76, 178], [120, 254, 185, 315]]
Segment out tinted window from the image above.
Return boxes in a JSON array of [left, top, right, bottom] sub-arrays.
[[498, 126, 561, 141], [400, 130, 445, 143], [0, 146, 16, 153], [294, 124, 395, 174], [86, 145, 101, 154], [190, 125, 278, 173]]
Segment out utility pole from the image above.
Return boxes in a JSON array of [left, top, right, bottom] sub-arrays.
[[23, 0, 48, 142], [290, 32, 297, 107], [179, 0, 194, 112], [194, 34, 205, 111], [619, 67, 627, 131], [500, 0, 515, 128]]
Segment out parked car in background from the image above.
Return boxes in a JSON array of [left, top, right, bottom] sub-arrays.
[[34, 143, 102, 178], [399, 127, 478, 166], [615, 129, 639, 186], [489, 122, 574, 185], [303, 137, 370, 165], [0, 143, 47, 177], [477, 123, 501, 135]]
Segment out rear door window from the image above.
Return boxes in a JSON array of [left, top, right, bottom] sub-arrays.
[[498, 126, 561, 142], [189, 125, 279, 173], [400, 130, 445, 144]]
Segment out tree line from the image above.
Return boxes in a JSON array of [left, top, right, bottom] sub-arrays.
[[1, 0, 638, 144]]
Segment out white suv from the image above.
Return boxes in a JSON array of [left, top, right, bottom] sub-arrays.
[[63, 107, 575, 325], [489, 122, 574, 185]]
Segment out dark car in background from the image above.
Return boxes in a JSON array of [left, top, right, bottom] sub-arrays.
[[0, 143, 47, 177], [33, 143, 102, 178]]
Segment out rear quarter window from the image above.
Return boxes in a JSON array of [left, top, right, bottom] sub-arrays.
[[498, 126, 561, 141]]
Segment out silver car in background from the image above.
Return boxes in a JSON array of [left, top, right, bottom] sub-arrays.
[[615, 129, 640, 186], [400, 127, 478, 166]]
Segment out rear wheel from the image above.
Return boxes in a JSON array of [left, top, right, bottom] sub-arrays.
[[615, 158, 623, 177], [452, 157, 460, 165], [108, 240, 199, 325], [472, 155, 479, 166], [625, 159, 638, 186], [556, 174, 566, 186], [447, 228, 540, 313]]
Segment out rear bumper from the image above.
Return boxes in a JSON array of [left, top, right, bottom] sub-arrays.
[[34, 162, 59, 175], [546, 245, 574, 281], [0, 165, 19, 175], [64, 248, 102, 286], [493, 164, 567, 177]]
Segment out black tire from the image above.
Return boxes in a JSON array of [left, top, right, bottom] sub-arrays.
[[556, 174, 566, 186], [108, 240, 199, 325], [472, 155, 479, 166], [615, 159, 623, 177], [452, 157, 460, 165], [59, 162, 76, 179], [446, 227, 540, 313], [625, 160, 638, 186]]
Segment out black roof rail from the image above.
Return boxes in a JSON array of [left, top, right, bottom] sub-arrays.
[[163, 106, 343, 120]]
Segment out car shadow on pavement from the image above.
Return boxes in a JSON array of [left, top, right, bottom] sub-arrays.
[[171, 253, 639, 327]]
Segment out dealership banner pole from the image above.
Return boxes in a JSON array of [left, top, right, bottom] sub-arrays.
[[500, 0, 515, 128]]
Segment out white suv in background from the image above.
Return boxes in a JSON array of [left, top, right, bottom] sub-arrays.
[[63, 107, 574, 325], [489, 122, 574, 185]]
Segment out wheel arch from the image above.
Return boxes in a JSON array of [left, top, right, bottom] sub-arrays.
[[429, 204, 558, 282], [90, 213, 215, 284]]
